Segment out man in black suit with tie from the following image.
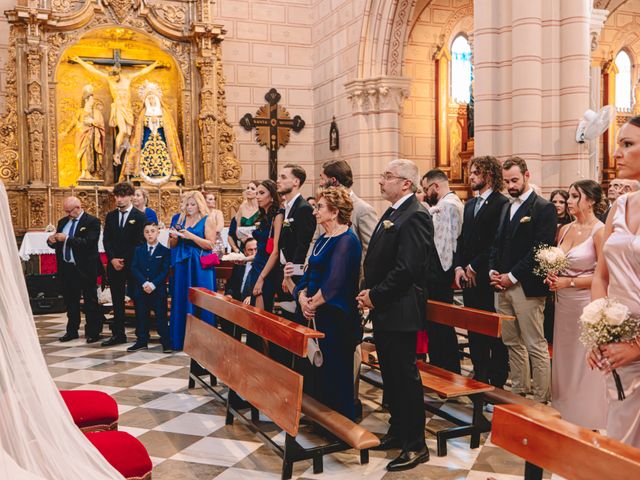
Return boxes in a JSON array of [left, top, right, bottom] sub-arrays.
[[225, 238, 258, 301], [101, 182, 146, 347], [277, 164, 316, 316], [357, 159, 433, 471], [454, 156, 510, 389], [47, 196, 103, 343], [489, 157, 557, 403]]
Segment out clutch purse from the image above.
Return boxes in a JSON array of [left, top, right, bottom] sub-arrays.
[[199, 252, 220, 270], [306, 317, 323, 367]]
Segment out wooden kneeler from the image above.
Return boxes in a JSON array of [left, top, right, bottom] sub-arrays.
[[184, 288, 379, 479]]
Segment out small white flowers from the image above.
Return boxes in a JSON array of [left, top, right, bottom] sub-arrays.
[[580, 298, 630, 327], [128, 219, 136, 224], [283, 218, 294, 228], [520, 216, 531, 223], [79, 227, 87, 232], [382, 220, 394, 230], [533, 244, 569, 277]]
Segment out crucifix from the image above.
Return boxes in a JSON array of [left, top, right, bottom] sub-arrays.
[[240, 88, 305, 180], [69, 49, 164, 179]]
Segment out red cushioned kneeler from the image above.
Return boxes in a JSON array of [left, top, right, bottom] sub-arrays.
[[85, 431, 152, 480], [60, 390, 119, 432]]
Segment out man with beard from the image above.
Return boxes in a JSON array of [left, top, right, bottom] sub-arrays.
[[454, 157, 510, 393], [420, 168, 464, 373], [489, 157, 557, 402]]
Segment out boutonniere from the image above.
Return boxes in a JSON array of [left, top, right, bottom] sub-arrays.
[[128, 219, 136, 224], [520, 216, 531, 223], [383, 220, 394, 230], [283, 218, 294, 228], [79, 227, 87, 232]]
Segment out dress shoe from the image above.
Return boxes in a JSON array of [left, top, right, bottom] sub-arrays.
[[127, 342, 148, 352], [162, 345, 174, 354], [59, 333, 79, 342], [386, 448, 430, 472], [101, 336, 127, 347], [86, 336, 102, 344], [371, 434, 402, 451]]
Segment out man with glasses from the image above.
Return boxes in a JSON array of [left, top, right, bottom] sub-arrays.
[[47, 196, 103, 343], [357, 159, 433, 471]]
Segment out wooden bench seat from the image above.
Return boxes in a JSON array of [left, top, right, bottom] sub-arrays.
[[492, 404, 640, 480], [483, 387, 561, 418]]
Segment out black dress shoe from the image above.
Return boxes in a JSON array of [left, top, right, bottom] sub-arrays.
[[386, 448, 430, 472], [101, 336, 127, 347], [162, 345, 174, 353], [86, 336, 102, 344], [371, 434, 402, 451], [127, 342, 148, 352], [59, 333, 79, 342]]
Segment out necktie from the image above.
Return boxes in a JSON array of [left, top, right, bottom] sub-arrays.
[[148, 246, 154, 256], [119, 211, 126, 229], [473, 197, 483, 217], [63, 219, 78, 262]]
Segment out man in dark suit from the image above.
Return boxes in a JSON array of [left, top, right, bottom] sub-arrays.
[[277, 164, 316, 317], [454, 156, 510, 389], [47, 196, 103, 343], [129, 222, 171, 352], [357, 159, 433, 471], [101, 182, 146, 346], [225, 238, 258, 301], [489, 157, 557, 403]]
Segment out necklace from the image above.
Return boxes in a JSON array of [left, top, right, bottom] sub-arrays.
[[312, 225, 347, 256]]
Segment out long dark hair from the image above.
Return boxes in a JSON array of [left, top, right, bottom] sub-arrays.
[[257, 179, 281, 225], [569, 180, 607, 217], [550, 189, 572, 225]]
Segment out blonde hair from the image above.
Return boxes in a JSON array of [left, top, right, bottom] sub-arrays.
[[135, 187, 149, 206], [317, 186, 353, 225], [178, 190, 209, 225]]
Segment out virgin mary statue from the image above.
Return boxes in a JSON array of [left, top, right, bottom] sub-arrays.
[[120, 81, 185, 185]]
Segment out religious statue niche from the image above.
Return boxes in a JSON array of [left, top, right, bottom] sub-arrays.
[[329, 116, 339, 151], [240, 88, 305, 180], [56, 28, 183, 187], [60, 84, 105, 182], [120, 81, 186, 185]]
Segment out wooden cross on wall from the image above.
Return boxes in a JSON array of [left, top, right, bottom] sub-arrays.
[[240, 88, 305, 180], [75, 49, 155, 69]]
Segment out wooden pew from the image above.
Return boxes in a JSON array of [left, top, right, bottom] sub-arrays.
[[492, 404, 640, 480], [184, 287, 379, 479]]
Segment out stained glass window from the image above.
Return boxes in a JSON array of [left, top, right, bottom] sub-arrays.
[[615, 50, 632, 111], [451, 35, 472, 104]]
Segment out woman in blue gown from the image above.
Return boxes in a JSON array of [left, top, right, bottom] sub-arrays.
[[242, 179, 283, 312], [295, 187, 362, 420], [168, 190, 217, 350]]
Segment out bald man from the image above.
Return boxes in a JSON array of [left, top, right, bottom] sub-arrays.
[[47, 196, 103, 342]]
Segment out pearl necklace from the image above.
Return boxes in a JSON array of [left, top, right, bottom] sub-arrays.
[[312, 225, 348, 257]]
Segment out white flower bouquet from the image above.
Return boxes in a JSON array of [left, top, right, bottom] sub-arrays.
[[580, 298, 640, 400], [533, 244, 569, 278]]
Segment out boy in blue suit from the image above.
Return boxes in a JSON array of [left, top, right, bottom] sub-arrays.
[[128, 222, 172, 353]]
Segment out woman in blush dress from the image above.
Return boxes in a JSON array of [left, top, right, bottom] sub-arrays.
[[242, 179, 283, 312], [295, 187, 362, 420], [589, 116, 640, 447], [546, 180, 606, 429]]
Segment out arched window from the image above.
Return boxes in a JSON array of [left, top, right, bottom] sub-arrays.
[[615, 50, 632, 111], [450, 35, 472, 104]]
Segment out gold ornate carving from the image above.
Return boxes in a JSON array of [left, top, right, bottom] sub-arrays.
[[0, 27, 19, 182], [27, 111, 45, 183], [221, 196, 243, 225], [51, 0, 72, 13], [29, 195, 46, 228], [103, 0, 139, 22], [28, 82, 42, 108], [158, 4, 186, 25], [158, 190, 180, 221], [199, 115, 216, 183]]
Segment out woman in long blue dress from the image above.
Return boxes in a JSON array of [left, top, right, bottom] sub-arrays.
[[168, 190, 217, 350], [295, 187, 362, 420], [242, 179, 283, 312]]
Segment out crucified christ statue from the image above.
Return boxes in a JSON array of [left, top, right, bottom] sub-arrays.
[[71, 55, 161, 166]]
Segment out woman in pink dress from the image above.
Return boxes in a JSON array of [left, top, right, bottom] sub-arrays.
[[547, 180, 606, 429], [589, 116, 640, 447]]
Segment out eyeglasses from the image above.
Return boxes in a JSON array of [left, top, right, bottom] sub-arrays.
[[379, 172, 406, 182]]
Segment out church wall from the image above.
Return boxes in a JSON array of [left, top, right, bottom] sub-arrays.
[[0, 0, 11, 114], [212, 0, 316, 196]]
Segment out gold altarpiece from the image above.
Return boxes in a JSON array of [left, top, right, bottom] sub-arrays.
[[1, 0, 243, 234]]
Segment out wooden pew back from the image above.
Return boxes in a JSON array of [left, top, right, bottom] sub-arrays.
[[492, 404, 640, 480], [427, 299, 514, 337]]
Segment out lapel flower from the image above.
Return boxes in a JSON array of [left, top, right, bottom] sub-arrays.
[[383, 220, 394, 230], [283, 218, 294, 228], [128, 219, 136, 224], [79, 227, 87, 232], [520, 216, 531, 224]]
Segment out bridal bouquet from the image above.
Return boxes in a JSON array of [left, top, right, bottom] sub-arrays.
[[533, 244, 569, 277], [580, 298, 640, 400]]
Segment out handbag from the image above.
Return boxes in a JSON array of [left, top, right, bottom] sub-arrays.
[[306, 317, 323, 367], [265, 220, 275, 254], [199, 251, 220, 270]]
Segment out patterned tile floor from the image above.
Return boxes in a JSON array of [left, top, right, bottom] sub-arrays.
[[36, 313, 551, 479]]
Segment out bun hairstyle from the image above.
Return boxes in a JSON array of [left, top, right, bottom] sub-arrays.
[[569, 180, 607, 217]]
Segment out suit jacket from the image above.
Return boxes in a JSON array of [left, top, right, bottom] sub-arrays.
[[350, 192, 378, 258], [103, 207, 147, 267], [279, 195, 316, 265], [130, 243, 170, 298], [363, 195, 434, 332], [454, 191, 510, 279], [225, 263, 251, 301], [48, 212, 101, 279], [489, 191, 557, 297]]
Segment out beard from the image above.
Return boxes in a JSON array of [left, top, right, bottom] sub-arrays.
[[471, 179, 486, 191], [426, 192, 439, 206], [508, 185, 525, 198], [320, 178, 339, 189], [278, 185, 293, 195]]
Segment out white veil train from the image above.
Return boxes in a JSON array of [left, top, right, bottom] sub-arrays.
[[0, 181, 122, 479]]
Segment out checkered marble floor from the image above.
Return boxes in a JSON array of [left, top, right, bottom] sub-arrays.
[[36, 313, 551, 479]]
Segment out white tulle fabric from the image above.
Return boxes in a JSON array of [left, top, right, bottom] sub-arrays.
[[0, 182, 122, 479]]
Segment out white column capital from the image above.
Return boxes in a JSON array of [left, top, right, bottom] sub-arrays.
[[345, 76, 412, 114], [590, 8, 609, 52]]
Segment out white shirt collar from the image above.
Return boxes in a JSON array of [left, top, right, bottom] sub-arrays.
[[479, 188, 493, 201], [70, 211, 84, 222], [147, 242, 158, 249], [391, 193, 413, 210], [120, 205, 133, 216], [286, 193, 301, 211], [512, 188, 533, 204]]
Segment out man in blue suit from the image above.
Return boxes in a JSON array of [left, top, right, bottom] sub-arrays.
[[129, 222, 171, 352]]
